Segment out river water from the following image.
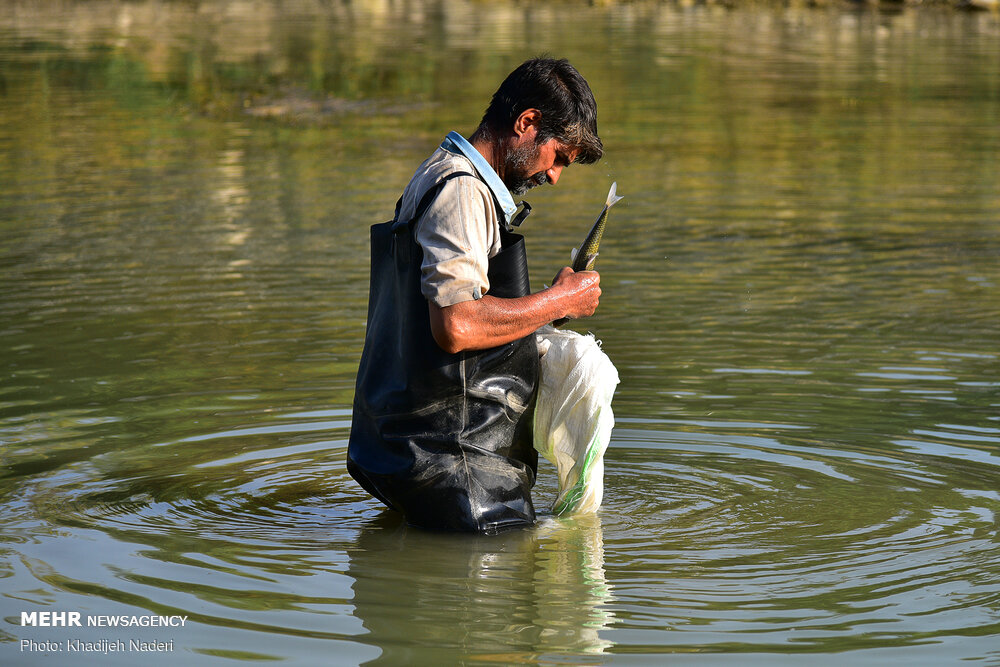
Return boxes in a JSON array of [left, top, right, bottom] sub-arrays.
[[2, 1, 999, 664]]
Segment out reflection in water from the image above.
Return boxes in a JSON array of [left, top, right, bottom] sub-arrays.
[[349, 513, 613, 664], [1, 0, 999, 663], [215, 124, 252, 244], [531, 515, 613, 658]]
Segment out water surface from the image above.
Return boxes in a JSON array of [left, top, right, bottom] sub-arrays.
[[2, 1, 999, 664]]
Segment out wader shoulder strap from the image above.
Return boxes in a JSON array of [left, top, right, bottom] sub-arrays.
[[390, 171, 476, 233]]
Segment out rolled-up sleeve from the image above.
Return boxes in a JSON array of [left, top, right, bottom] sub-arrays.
[[415, 175, 501, 308]]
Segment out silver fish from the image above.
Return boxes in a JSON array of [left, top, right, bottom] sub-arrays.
[[571, 181, 624, 273]]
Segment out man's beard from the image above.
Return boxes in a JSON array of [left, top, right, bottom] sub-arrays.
[[503, 141, 548, 196]]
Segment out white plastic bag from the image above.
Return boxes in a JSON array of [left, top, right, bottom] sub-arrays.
[[533, 325, 620, 515]]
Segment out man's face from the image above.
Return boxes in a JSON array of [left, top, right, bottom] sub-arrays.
[[503, 133, 579, 196]]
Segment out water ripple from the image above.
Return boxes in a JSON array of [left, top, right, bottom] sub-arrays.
[[596, 415, 1000, 641]]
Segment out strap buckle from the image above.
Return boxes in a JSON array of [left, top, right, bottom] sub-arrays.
[[506, 201, 531, 231]]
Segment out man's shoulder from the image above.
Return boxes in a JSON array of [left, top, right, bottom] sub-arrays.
[[400, 147, 491, 220], [415, 146, 482, 188]]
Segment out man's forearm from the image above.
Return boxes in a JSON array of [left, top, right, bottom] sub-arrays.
[[429, 268, 601, 353]]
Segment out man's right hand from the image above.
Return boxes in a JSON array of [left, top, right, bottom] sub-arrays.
[[551, 266, 601, 320]]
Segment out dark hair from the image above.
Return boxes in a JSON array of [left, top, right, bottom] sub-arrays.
[[477, 58, 603, 164]]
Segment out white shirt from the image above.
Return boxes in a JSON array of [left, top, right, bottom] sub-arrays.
[[396, 133, 518, 308]]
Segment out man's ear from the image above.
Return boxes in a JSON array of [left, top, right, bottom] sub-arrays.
[[513, 108, 542, 139]]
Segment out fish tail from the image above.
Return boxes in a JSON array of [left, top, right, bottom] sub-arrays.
[[605, 181, 624, 208]]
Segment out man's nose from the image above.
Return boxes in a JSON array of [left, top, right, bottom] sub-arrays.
[[546, 164, 564, 185]]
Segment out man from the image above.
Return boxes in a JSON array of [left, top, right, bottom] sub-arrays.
[[348, 58, 604, 534]]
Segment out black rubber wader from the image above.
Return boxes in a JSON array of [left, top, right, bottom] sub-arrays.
[[347, 172, 539, 534]]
